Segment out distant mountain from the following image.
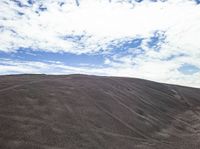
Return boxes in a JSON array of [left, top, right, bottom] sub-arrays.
[[0, 74, 200, 149]]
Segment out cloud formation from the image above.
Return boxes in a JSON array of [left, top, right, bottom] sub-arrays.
[[1, 0, 200, 53], [0, 0, 200, 87]]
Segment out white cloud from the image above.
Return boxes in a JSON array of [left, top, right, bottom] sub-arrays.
[[0, 0, 199, 53], [0, 0, 200, 87], [0, 58, 200, 88]]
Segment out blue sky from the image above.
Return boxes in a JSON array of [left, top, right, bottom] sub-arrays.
[[0, 0, 200, 87]]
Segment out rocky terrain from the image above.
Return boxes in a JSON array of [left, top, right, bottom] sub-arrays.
[[0, 74, 200, 149]]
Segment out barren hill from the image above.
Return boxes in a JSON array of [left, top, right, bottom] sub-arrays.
[[0, 74, 200, 149]]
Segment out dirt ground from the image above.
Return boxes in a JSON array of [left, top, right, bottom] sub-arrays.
[[0, 74, 200, 149]]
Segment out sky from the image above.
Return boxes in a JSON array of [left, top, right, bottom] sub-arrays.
[[0, 0, 200, 88]]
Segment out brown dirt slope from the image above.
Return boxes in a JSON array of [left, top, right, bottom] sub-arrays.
[[0, 74, 200, 149]]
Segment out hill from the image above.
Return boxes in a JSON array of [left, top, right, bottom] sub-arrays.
[[0, 74, 200, 149]]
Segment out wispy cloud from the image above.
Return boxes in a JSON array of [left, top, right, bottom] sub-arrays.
[[0, 0, 200, 87], [0, 58, 200, 88], [1, 0, 199, 53]]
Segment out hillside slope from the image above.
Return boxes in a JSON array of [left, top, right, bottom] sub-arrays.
[[0, 74, 200, 149]]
